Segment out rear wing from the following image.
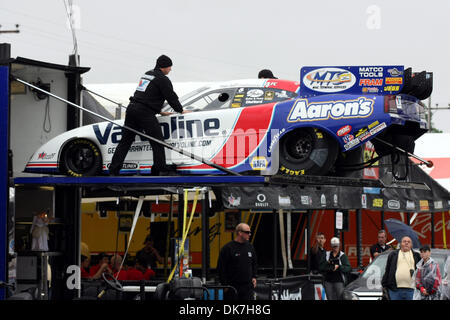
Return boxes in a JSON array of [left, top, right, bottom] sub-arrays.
[[299, 65, 432, 100]]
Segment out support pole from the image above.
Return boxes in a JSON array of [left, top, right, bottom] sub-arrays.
[[306, 210, 312, 273], [380, 211, 385, 230], [0, 66, 9, 300], [443, 212, 448, 249], [272, 209, 278, 278], [279, 209, 287, 278], [201, 190, 210, 282], [431, 212, 435, 248], [356, 209, 363, 269]]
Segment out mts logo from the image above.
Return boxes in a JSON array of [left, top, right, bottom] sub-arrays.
[[93, 116, 221, 145], [307, 71, 351, 86]]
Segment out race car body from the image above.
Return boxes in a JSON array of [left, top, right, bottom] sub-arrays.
[[24, 66, 431, 176]]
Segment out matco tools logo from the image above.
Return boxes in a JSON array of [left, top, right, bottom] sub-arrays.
[[287, 97, 374, 122], [303, 67, 356, 93]]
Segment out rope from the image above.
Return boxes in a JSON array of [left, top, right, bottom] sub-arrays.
[[115, 196, 144, 279], [279, 209, 288, 278], [167, 188, 200, 282]]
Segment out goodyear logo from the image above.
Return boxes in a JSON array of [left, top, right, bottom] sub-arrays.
[[250, 156, 268, 170], [287, 97, 374, 122]]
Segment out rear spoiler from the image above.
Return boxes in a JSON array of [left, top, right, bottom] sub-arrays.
[[299, 65, 432, 100]]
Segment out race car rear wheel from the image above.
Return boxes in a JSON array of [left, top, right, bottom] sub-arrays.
[[278, 128, 339, 176], [61, 139, 102, 177]]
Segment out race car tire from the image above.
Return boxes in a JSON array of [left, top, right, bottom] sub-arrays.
[[60, 139, 102, 177], [278, 128, 339, 176]]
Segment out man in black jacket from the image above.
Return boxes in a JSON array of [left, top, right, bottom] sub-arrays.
[[109, 55, 189, 176], [381, 236, 421, 300], [217, 223, 257, 300]]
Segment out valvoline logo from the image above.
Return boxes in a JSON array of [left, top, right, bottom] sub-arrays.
[[303, 67, 356, 93]]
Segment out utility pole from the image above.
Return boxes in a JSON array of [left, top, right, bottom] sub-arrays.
[[0, 24, 20, 35], [428, 96, 431, 131]]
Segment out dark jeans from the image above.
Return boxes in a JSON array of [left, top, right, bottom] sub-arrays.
[[324, 281, 345, 300], [109, 104, 167, 175], [388, 288, 414, 300]]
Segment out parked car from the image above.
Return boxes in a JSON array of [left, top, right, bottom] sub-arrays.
[[343, 248, 450, 300], [24, 65, 431, 177]]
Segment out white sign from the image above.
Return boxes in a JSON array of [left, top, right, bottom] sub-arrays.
[[335, 211, 343, 230]]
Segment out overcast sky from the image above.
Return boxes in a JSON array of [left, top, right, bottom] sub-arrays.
[[2, 0, 450, 131]]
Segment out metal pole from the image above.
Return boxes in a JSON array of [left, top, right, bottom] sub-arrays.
[[381, 211, 385, 230], [431, 212, 435, 248], [201, 190, 210, 282], [306, 210, 312, 273], [13, 77, 240, 176], [273, 209, 278, 278], [356, 209, 363, 269], [428, 96, 431, 131]]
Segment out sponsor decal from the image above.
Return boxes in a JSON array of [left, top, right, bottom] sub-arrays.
[[406, 200, 415, 210], [337, 125, 352, 137], [434, 201, 443, 209], [359, 79, 383, 86], [344, 137, 360, 150], [255, 194, 269, 207], [396, 96, 402, 109], [245, 89, 267, 105], [388, 200, 401, 210], [343, 134, 354, 143], [385, 77, 403, 85], [320, 194, 326, 207], [227, 194, 241, 207], [247, 89, 264, 98], [354, 127, 368, 138], [361, 194, 367, 209], [303, 67, 356, 93], [120, 163, 138, 169], [373, 198, 383, 208], [362, 87, 379, 93], [264, 81, 278, 88], [136, 75, 154, 92], [250, 156, 268, 170], [368, 120, 379, 129], [287, 97, 374, 122], [37, 152, 56, 160], [231, 103, 241, 108], [419, 200, 429, 211], [387, 68, 403, 77], [301, 195, 311, 206], [264, 91, 275, 100], [275, 90, 289, 98], [369, 122, 387, 135], [333, 194, 338, 207], [279, 195, 291, 207], [268, 128, 286, 153], [363, 187, 381, 194], [384, 85, 400, 92], [94, 117, 220, 144], [359, 67, 383, 78]]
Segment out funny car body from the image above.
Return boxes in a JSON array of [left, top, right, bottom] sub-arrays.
[[25, 65, 431, 177]]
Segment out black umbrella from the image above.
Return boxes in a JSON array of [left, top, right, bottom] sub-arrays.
[[384, 218, 421, 248]]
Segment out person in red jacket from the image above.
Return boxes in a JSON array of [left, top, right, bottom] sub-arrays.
[[126, 257, 155, 280]]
